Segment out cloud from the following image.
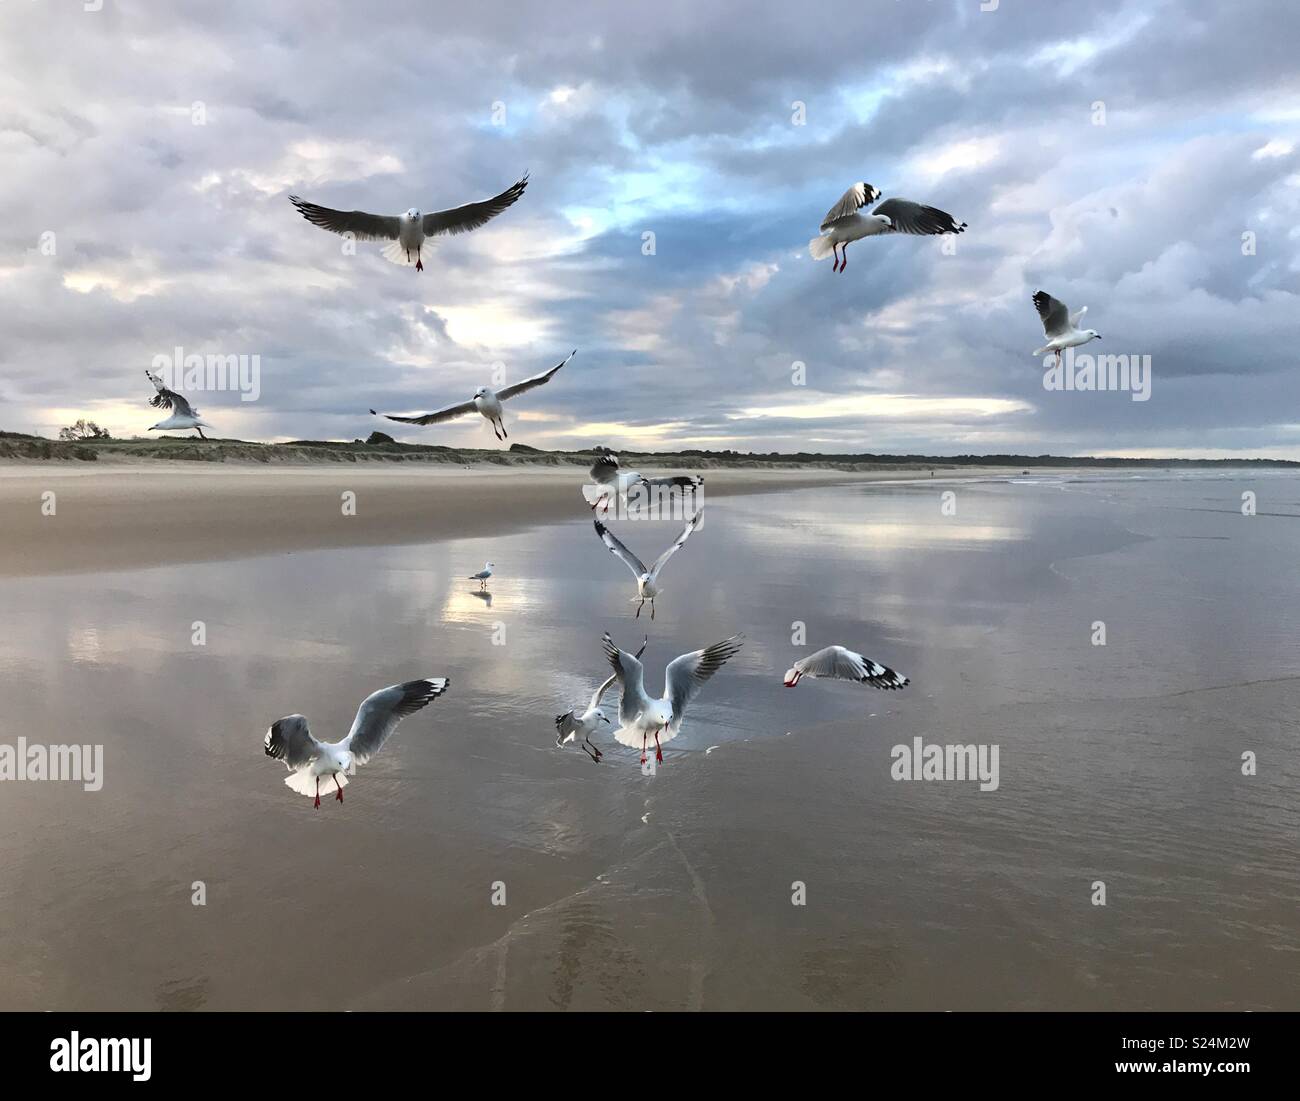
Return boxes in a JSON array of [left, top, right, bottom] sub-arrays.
[[0, 0, 1296, 455]]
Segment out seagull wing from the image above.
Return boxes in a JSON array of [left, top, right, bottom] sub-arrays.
[[422, 174, 529, 238], [263, 718, 324, 771], [871, 198, 967, 236], [589, 454, 621, 485], [586, 637, 647, 711], [554, 710, 581, 743], [1069, 305, 1088, 327], [1033, 291, 1072, 338], [594, 519, 647, 576], [288, 196, 401, 241], [795, 645, 909, 689], [370, 398, 477, 426], [497, 349, 574, 402], [341, 677, 450, 768], [821, 182, 881, 230], [145, 370, 197, 418], [664, 635, 744, 732], [603, 632, 653, 729], [648, 508, 704, 579]]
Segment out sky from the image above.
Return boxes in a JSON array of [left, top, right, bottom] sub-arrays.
[[1, 0, 1297, 457]]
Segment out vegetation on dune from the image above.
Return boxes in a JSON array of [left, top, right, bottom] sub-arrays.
[[0, 430, 1295, 468]]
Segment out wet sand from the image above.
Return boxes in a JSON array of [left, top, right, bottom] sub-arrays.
[[0, 460, 1029, 578]]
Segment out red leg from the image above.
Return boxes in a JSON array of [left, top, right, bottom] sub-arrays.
[[840, 243, 848, 271], [313, 776, 320, 810], [416, 255, 424, 272], [655, 729, 663, 763], [832, 244, 840, 272], [335, 774, 344, 802], [641, 731, 647, 766]]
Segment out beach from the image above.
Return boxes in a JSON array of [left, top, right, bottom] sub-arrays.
[[1, 464, 1297, 1011]]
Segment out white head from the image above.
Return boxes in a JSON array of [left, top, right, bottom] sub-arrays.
[[404, 207, 421, 221], [473, 386, 490, 398], [648, 699, 673, 728], [484, 561, 495, 571], [1086, 329, 1101, 341], [592, 707, 610, 725]]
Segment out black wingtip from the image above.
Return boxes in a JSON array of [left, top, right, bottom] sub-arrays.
[[594, 518, 607, 536], [368, 408, 377, 415]]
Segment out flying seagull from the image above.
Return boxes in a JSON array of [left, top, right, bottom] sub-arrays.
[[556, 636, 648, 762], [1032, 290, 1100, 364], [287, 174, 528, 272], [370, 350, 574, 442], [468, 562, 494, 589], [144, 370, 212, 438], [263, 677, 450, 808], [783, 646, 910, 690], [809, 182, 967, 272], [603, 631, 743, 765], [582, 453, 704, 514], [594, 508, 704, 620]]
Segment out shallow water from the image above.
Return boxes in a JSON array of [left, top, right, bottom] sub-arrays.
[[1, 471, 1297, 1009]]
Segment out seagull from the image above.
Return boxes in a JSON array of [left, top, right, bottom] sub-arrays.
[[287, 175, 528, 272], [603, 631, 743, 765], [263, 677, 450, 808], [370, 350, 574, 442], [582, 453, 704, 514], [594, 508, 704, 620], [144, 370, 212, 438], [556, 637, 648, 762], [809, 182, 967, 272], [1032, 290, 1100, 364], [783, 645, 910, 690], [468, 562, 494, 589]]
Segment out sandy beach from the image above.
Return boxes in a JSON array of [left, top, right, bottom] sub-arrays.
[[0, 460, 1032, 578]]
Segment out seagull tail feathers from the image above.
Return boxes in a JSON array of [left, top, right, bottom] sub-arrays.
[[284, 769, 348, 798], [809, 235, 836, 261]]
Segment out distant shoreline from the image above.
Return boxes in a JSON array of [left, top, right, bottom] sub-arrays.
[[1, 431, 1295, 469]]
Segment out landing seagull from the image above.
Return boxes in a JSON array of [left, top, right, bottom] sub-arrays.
[[263, 677, 450, 808], [594, 508, 704, 620], [783, 646, 909, 690], [370, 350, 574, 442], [810, 182, 967, 272], [468, 562, 494, 589], [288, 174, 528, 272], [603, 631, 743, 765], [1032, 290, 1100, 364], [145, 370, 212, 438], [582, 453, 703, 514], [556, 637, 648, 762]]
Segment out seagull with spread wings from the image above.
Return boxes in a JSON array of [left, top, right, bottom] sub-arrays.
[[594, 508, 704, 620], [144, 370, 213, 438], [603, 631, 743, 765], [582, 453, 704, 514], [288, 174, 528, 272], [556, 637, 647, 762], [809, 182, 967, 272], [1032, 290, 1100, 365], [783, 645, 910, 691], [263, 677, 450, 808], [370, 350, 574, 442]]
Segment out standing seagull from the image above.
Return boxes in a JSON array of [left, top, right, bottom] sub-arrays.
[[582, 453, 704, 514], [556, 637, 648, 762], [370, 350, 574, 442], [287, 175, 528, 272], [144, 370, 212, 438], [783, 646, 910, 690], [468, 562, 494, 590], [1032, 290, 1100, 364], [263, 677, 450, 808], [810, 182, 967, 272], [594, 508, 704, 620], [603, 631, 743, 764]]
